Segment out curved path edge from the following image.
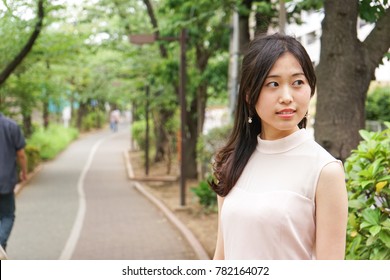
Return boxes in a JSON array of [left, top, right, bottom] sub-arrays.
[[123, 150, 210, 260]]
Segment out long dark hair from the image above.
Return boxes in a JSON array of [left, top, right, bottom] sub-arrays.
[[210, 33, 316, 197]]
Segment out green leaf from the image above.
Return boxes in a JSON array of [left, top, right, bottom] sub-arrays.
[[359, 130, 372, 141], [359, 180, 374, 188], [358, 170, 372, 179], [378, 175, 390, 182], [381, 220, 390, 228], [370, 248, 389, 260], [348, 213, 359, 228], [346, 234, 362, 254], [362, 208, 380, 226], [371, 159, 383, 176], [379, 231, 390, 248], [366, 235, 377, 246], [348, 199, 365, 209], [369, 225, 382, 236], [360, 221, 372, 230]]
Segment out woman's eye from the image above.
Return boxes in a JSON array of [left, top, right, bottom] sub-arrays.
[[267, 81, 278, 87], [293, 80, 304, 86]]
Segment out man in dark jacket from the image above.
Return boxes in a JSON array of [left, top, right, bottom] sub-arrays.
[[0, 113, 27, 251]]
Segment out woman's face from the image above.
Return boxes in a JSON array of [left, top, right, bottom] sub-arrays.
[[255, 52, 311, 140]]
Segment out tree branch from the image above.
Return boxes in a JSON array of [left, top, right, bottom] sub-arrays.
[[363, 7, 390, 74], [142, 0, 168, 58], [0, 0, 44, 86]]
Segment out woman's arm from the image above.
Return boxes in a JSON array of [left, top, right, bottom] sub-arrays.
[[213, 195, 225, 260], [315, 161, 348, 259]]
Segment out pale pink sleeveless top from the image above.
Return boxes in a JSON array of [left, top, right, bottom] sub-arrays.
[[221, 129, 338, 259]]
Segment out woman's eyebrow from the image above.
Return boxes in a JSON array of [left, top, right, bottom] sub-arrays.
[[266, 72, 305, 78], [266, 74, 280, 78], [292, 72, 305, 77]]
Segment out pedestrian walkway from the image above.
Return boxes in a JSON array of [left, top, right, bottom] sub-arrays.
[[6, 123, 196, 260]]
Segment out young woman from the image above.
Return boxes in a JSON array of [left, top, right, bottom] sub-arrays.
[[210, 33, 348, 260]]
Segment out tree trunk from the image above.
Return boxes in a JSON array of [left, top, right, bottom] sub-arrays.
[[315, 0, 390, 161], [43, 101, 49, 129], [153, 108, 173, 164], [43, 61, 50, 129], [183, 40, 213, 179], [0, 0, 44, 86], [195, 45, 210, 136], [77, 102, 88, 130], [239, 0, 252, 54], [142, 0, 175, 165], [185, 98, 198, 179], [23, 114, 32, 138]]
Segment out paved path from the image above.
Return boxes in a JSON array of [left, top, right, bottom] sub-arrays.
[[6, 123, 196, 260]]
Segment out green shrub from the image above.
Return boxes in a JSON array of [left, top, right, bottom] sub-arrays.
[[27, 124, 79, 160], [193, 123, 232, 212], [131, 119, 155, 150], [16, 144, 41, 179], [366, 86, 390, 122], [191, 177, 217, 212], [81, 111, 106, 131], [24, 145, 41, 172], [197, 123, 232, 178], [344, 122, 390, 259]]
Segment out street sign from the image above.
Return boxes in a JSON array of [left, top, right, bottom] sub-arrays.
[[129, 34, 156, 45]]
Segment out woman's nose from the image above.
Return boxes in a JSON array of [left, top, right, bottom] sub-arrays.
[[279, 86, 293, 103]]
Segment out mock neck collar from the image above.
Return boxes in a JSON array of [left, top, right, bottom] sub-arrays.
[[256, 129, 310, 154]]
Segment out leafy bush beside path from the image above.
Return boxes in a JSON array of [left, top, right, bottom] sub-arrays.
[[27, 125, 79, 160], [345, 122, 390, 259]]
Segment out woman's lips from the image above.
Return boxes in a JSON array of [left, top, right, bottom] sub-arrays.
[[276, 109, 296, 118]]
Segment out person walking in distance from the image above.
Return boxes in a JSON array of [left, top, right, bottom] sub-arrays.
[[0, 113, 28, 251], [210, 33, 348, 260], [110, 108, 120, 132]]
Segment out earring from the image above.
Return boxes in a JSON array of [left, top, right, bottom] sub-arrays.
[[248, 116, 253, 124]]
